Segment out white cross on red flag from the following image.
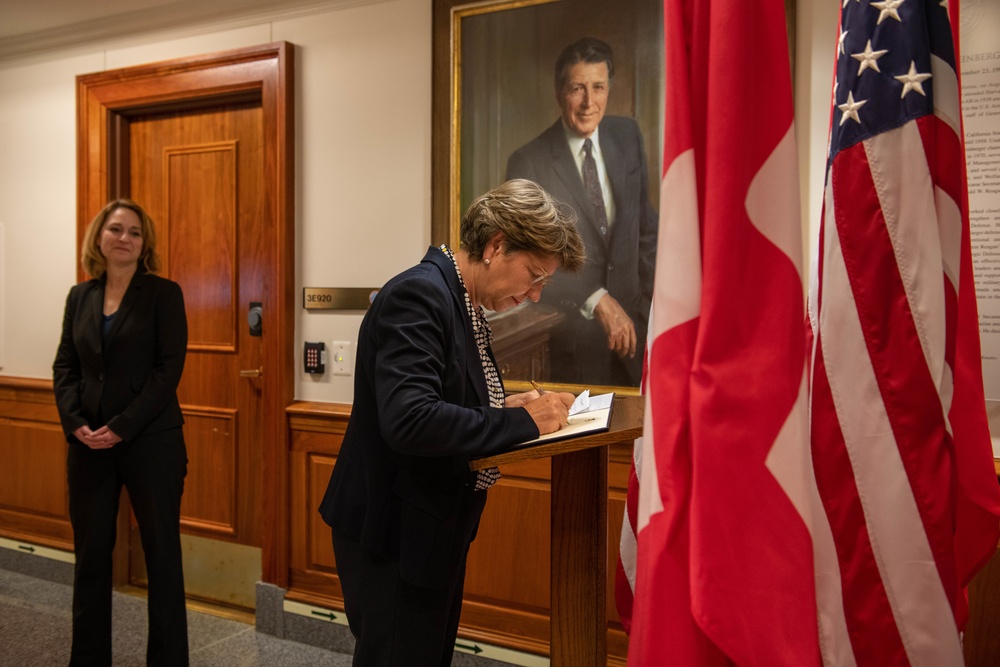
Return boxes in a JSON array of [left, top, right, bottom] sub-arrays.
[[618, 0, 822, 664]]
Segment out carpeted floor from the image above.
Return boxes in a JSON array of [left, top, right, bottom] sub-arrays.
[[0, 567, 353, 666]]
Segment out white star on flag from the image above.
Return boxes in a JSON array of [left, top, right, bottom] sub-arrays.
[[872, 0, 906, 24], [838, 91, 867, 125], [852, 39, 889, 75], [894, 60, 932, 97]]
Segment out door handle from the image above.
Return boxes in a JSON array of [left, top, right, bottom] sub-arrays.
[[248, 302, 263, 336], [239, 368, 263, 378]]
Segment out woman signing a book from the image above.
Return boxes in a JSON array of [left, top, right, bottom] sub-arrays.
[[319, 178, 584, 666]]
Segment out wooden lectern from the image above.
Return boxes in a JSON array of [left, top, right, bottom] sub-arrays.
[[471, 396, 644, 666]]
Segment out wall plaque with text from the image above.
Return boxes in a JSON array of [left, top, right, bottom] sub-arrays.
[[303, 287, 379, 310]]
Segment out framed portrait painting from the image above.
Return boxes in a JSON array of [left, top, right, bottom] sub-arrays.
[[432, 0, 665, 394]]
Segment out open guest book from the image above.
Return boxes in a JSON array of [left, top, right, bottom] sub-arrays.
[[517, 390, 615, 447]]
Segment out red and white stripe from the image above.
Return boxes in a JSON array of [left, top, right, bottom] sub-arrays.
[[809, 5, 1000, 666]]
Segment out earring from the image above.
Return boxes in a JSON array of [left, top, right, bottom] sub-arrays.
[[484, 258, 491, 265]]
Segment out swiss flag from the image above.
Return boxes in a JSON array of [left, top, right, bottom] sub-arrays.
[[620, 0, 823, 664]]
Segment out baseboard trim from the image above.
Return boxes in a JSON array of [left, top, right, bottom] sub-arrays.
[[256, 582, 551, 666]]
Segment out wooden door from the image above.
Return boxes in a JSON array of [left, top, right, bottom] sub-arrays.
[[76, 43, 295, 609], [127, 101, 267, 607]]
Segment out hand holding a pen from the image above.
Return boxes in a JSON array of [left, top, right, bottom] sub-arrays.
[[520, 381, 575, 435], [502, 380, 549, 408]]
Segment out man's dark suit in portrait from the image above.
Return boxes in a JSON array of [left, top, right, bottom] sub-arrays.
[[506, 37, 658, 387]]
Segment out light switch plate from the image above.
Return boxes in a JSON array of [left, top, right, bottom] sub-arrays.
[[331, 341, 352, 376]]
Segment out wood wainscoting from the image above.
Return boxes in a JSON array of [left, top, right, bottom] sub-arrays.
[[285, 399, 632, 664], [966, 544, 1000, 666], [7, 376, 1000, 665], [0, 377, 74, 551]]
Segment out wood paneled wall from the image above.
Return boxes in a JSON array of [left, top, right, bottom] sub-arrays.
[[5, 377, 996, 666], [286, 399, 632, 663], [966, 546, 1000, 666], [0, 378, 74, 550]]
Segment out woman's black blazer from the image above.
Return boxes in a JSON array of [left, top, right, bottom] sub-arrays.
[[52, 272, 188, 443], [319, 248, 538, 588]]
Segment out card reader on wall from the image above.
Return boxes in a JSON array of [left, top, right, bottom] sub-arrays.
[[304, 342, 325, 374]]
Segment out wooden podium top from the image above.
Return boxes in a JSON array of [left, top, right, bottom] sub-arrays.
[[470, 395, 644, 471]]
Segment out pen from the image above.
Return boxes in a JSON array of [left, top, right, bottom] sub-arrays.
[[530, 380, 546, 395]]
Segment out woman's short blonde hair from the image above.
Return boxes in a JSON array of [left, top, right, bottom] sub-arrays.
[[81, 199, 161, 278], [460, 179, 585, 272]]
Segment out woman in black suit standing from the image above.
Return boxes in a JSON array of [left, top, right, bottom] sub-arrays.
[[53, 199, 189, 666]]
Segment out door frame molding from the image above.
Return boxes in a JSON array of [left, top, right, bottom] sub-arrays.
[[76, 42, 295, 586]]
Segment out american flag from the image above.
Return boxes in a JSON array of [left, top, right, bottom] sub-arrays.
[[619, 0, 822, 664], [811, 0, 1000, 664]]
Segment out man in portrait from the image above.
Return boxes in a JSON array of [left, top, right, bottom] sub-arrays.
[[506, 37, 658, 387]]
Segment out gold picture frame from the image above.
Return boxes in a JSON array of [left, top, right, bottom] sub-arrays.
[[432, 0, 665, 395]]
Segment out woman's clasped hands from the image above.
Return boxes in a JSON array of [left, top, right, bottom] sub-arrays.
[[72, 425, 122, 450]]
